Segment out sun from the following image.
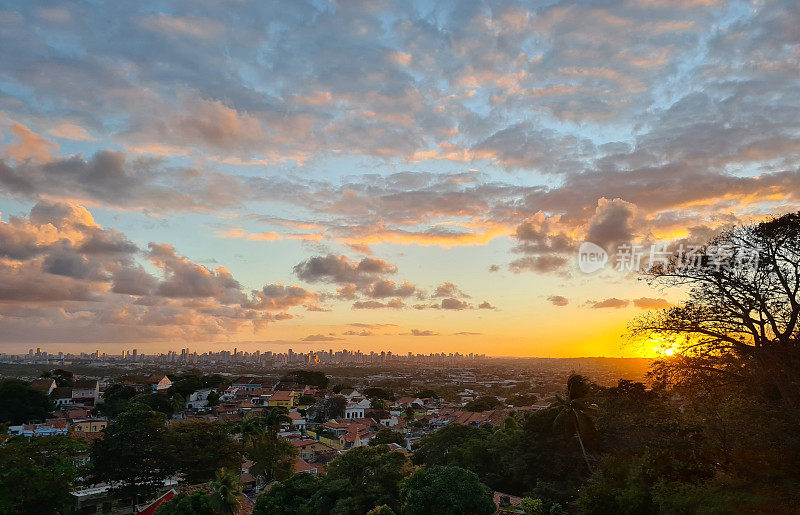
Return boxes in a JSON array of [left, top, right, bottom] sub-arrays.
[[664, 348, 675, 356]]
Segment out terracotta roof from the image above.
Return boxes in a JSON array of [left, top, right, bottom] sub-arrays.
[[52, 386, 73, 399], [74, 379, 98, 389], [30, 379, 55, 392], [494, 491, 523, 507], [294, 457, 319, 473], [269, 391, 294, 402]]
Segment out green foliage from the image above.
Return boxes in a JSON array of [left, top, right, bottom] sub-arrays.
[[400, 466, 496, 515], [519, 497, 543, 515], [298, 394, 317, 405], [366, 504, 396, 515], [168, 373, 229, 399], [253, 473, 319, 515], [0, 436, 86, 514], [206, 390, 220, 407], [319, 395, 347, 420], [51, 369, 75, 387], [0, 379, 52, 424], [256, 445, 412, 514], [208, 468, 242, 515], [413, 389, 438, 399], [332, 383, 351, 394], [364, 386, 394, 400], [369, 428, 406, 447], [138, 391, 185, 416], [244, 433, 297, 483], [552, 374, 597, 473], [412, 410, 586, 504], [96, 383, 137, 418], [510, 393, 539, 406], [91, 402, 175, 501], [155, 491, 211, 515], [168, 420, 241, 484], [284, 370, 329, 389], [464, 396, 503, 412]]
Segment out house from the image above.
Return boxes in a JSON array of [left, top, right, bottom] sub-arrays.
[[52, 387, 74, 408], [9, 420, 68, 437], [288, 411, 306, 431], [294, 457, 321, 474], [494, 492, 524, 514], [147, 375, 172, 391], [136, 489, 177, 515], [267, 390, 296, 407], [30, 378, 57, 395], [65, 407, 92, 421], [186, 389, 214, 410], [379, 415, 400, 427], [72, 379, 100, 405], [395, 397, 424, 408], [339, 389, 363, 402], [341, 426, 373, 449], [72, 418, 108, 433], [232, 377, 266, 392], [290, 438, 334, 461], [344, 398, 371, 419]]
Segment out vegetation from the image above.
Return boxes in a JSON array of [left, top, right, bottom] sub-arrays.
[[463, 395, 504, 412], [0, 379, 53, 424], [254, 445, 414, 514], [155, 491, 211, 515], [399, 466, 495, 515], [208, 468, 242, 515], [369, 428, 406, 447], [283, 370, 330, 389], [0, 436, 86, 514], [168, 420, 241, 484], [91, 403, 242, 502]]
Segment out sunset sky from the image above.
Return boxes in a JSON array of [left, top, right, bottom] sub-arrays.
[[1, 0, 799, 357]]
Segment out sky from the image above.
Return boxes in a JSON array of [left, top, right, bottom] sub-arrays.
[[1, 0, 799, 357]]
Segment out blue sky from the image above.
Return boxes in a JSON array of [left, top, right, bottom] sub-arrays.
[[1, 0, 799, 356]]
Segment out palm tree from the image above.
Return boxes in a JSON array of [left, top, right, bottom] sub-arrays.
[[208, 467, 242, 515], [262, 406, 291, 435], [238, 413, 266, 444], [552, 373, 596, 473]]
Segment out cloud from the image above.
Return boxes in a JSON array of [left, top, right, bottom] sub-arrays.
[[294, 254, 396, 285], [439, 298, 469, 310], [3, 123, 58, 163], [139, 14, 225, 39], [342, 329, 373, 336], [407, 329, 439, 336], [509, 255, 569, 274], [590, 298, 630, 309], [0, 201, 312, 343], [433, 282, 470, 298], [48, 124, 96, 141], [547, 295, 569, 306], [301, 333, 341, 342], [632, 297, 672, 309], [352, 299, 404, 310]]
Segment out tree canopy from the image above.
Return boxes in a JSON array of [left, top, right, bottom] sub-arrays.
[[0, 436, 86, 514], [0, 379, 52, 424], [399, 466, 496, 515]]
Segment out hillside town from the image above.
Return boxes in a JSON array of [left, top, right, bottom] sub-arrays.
[[3, 361, 587, 514]]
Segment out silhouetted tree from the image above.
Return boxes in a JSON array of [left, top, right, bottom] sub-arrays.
[[552, 374, 596, 472], [632, 213, 800, 407]]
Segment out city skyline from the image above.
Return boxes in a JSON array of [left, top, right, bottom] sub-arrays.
[[2, 1, 800, 357]]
